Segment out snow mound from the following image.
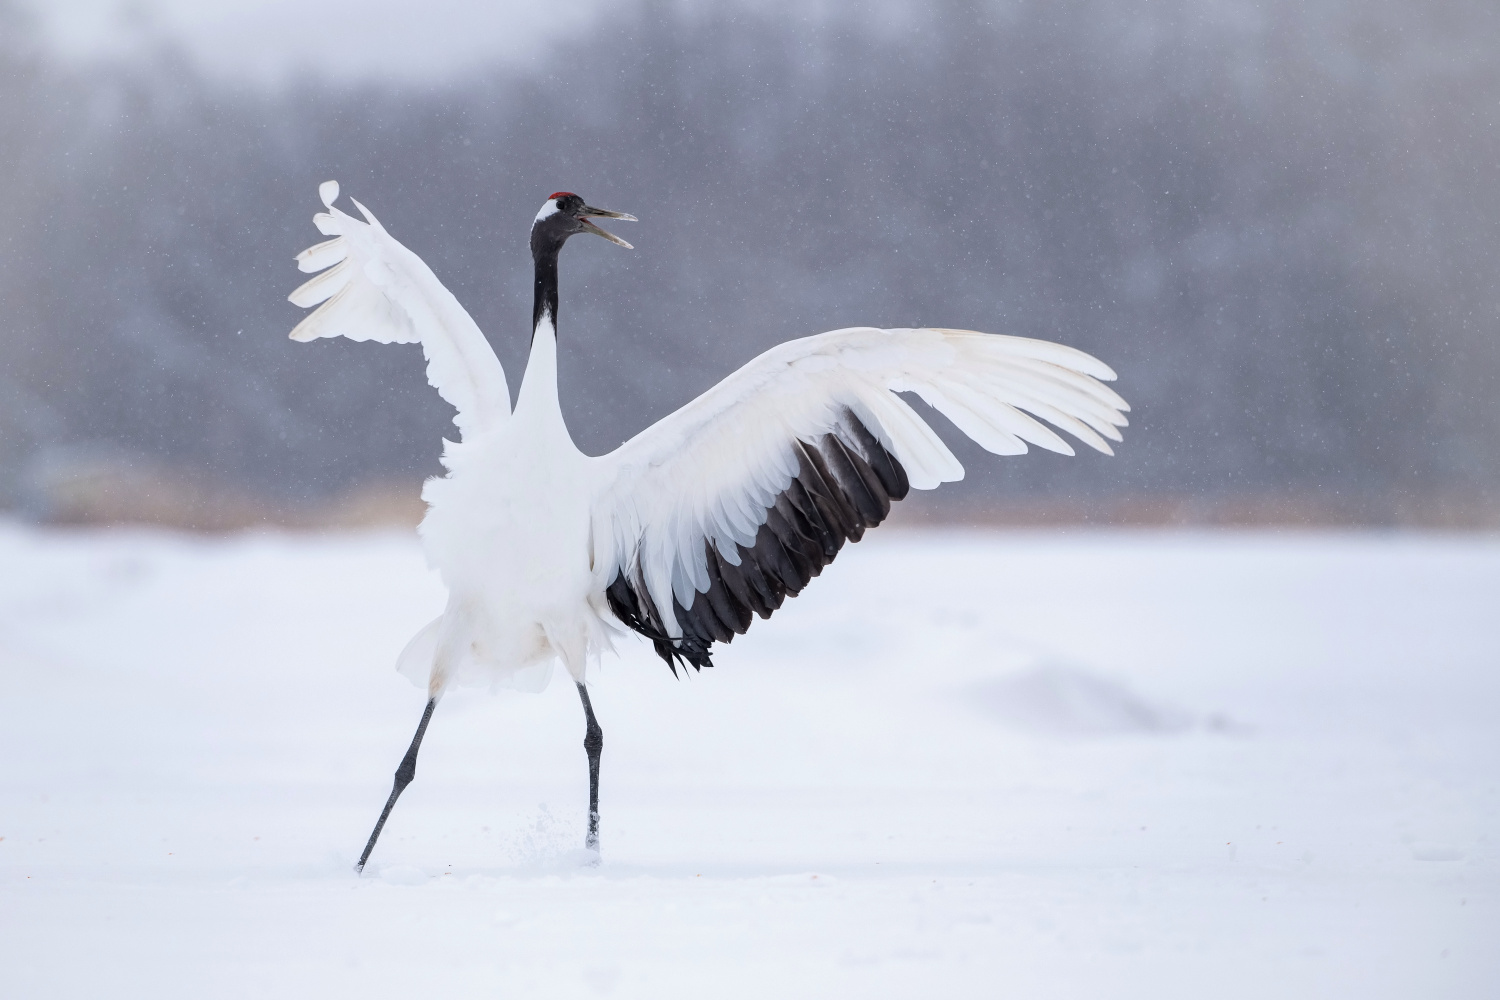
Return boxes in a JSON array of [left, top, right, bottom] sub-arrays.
[[378, 865, 428, 886], [1410, 843, 1466, 862], [970, 662, 1193, 736]]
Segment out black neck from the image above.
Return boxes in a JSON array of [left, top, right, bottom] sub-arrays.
[[531, 230, 564, 336]]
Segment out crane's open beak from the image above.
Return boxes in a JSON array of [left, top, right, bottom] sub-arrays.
[[579, 206, 637, 249]]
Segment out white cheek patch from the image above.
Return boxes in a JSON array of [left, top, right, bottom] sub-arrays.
[[534, 199, 561, 223]]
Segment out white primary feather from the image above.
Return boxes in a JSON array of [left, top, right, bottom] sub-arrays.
[[589, 326, 1128, 639], [288, 180, 511, 437]]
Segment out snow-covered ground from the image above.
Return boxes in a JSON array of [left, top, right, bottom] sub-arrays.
[[0, 523, 1495, 998]]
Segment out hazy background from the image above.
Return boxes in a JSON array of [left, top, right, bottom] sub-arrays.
[[4, 8, 1497, 991], [2, 0, 1498, 528]]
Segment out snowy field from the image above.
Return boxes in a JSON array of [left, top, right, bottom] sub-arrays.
[[0, 523, 1495, 998]]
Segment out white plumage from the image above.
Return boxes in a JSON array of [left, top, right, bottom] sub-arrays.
[[287, 181, 1128, 868], [591, 326, 1127, 641], [289, 180, 511, 437]]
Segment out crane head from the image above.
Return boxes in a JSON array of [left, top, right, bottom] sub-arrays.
[[531, 192, 637, 254]]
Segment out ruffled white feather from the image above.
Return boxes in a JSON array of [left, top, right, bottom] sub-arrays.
[[288, 180, 511, 437]]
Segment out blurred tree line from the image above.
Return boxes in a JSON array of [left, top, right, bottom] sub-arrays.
[[1, 0, 1497, 525]]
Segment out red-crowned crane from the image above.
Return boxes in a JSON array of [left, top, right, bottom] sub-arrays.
[[286, 181, 1129, 872]]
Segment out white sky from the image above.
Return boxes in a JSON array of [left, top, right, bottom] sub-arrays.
[[15, 0, 924, 84], [14, 0, 610, 84]]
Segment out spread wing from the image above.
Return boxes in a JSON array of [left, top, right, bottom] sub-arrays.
[[589, 326, 1129, 673], [287, 181, 511, 437]]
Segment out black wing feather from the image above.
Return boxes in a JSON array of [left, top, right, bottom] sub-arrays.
[[604, 408, 910, 674]]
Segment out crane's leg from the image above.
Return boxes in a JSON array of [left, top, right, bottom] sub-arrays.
[[577, 683, 604, 854], [355, 697, 438, 873]]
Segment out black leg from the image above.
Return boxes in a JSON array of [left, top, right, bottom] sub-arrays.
[[577, 683, 604, 853], [355, 697, 438, 873]]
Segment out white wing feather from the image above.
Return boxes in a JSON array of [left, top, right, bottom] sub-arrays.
[[591, 326, 1128, 637], [287, 180, 511, 436]]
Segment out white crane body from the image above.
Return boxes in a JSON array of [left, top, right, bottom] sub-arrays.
[[406, 317, 608, 695]]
